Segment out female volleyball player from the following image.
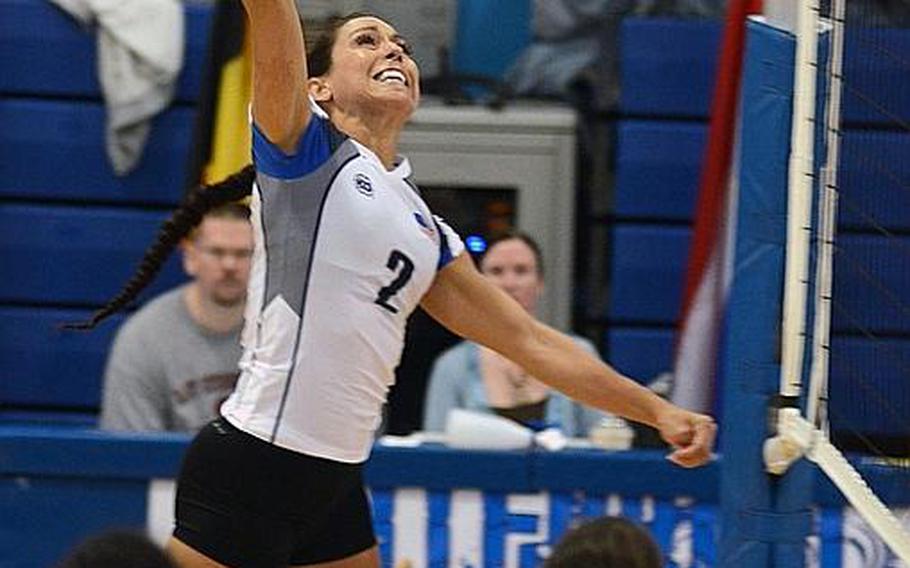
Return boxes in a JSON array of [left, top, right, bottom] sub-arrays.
[[73, 2, 716, 566]]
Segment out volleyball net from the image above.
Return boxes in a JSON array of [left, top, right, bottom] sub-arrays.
[[721, 1, 910, 565]]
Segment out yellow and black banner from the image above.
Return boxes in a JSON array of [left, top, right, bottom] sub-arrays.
[[186, 0, 252, 189]]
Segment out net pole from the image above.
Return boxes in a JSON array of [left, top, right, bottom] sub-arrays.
[[780, 0, 821, 400], [806, 0, 846, 430]]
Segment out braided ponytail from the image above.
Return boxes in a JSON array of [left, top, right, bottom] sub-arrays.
[[62, 165, 256, 330]]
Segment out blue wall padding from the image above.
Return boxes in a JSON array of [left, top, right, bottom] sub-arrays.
[[619, 18, 722, 118], [608, 225, 690, 323], [829, 336, 910, 436], [838, 130, 910, 231], [0, 476, 148, 568], [451, 0, 531, 80], [0, 204, 187, 305], [614, 121, 707, 220], [0, 0, 212, 103], [719, 19, 806, 567], [0, 307, 122, 408], [605, 327, 674, 382], [532, 450, 718, 501], [833, 234, 910, 334], [842, 28, 910, 126], [0, 100, 192, 204], [0, 410, 96, 426], [365, 445, 534, 493]]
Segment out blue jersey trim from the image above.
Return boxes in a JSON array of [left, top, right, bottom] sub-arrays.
[[434, 219, 455, 270], [252, 116, 335, 180]]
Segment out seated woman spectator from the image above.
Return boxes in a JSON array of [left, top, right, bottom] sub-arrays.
[[422, 232, 611, 436], [545, 516, 662, 568]]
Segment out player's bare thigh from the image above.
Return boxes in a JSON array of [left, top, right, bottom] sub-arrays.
[[292, 545, 380, 568], [166, 536, 228, 568], [167, 537, 380, 568]]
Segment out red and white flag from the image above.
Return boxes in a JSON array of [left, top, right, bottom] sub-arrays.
[[671, 0, 763, 413]]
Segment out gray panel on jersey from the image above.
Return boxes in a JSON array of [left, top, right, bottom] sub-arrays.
[[257, 141, 360, 316]]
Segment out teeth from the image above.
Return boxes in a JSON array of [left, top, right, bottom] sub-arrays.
[[376, 69, 407, 85]]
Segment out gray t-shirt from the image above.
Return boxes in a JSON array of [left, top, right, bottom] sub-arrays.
[[100, 285, 242, 432]]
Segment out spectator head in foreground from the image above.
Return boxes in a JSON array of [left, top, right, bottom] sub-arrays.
[[545, 516, 662, 568], [57, 530, 176, 568]]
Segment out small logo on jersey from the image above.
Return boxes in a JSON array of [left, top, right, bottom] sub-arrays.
[[413, 212, 435, 238], [354, 173, 374, 197]]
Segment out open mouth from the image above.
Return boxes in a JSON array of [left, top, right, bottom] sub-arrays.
[[372, 68, 409, 87]]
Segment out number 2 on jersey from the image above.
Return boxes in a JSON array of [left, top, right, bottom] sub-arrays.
[[375, 249, 415, 313]]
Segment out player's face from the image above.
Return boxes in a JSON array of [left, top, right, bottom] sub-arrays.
[[480, 239, 544, 314], [183, 217, 253, 307], [320, 17, 420, 121]]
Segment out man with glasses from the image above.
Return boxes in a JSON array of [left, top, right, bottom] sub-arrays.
[[100, 203, 253, 432]]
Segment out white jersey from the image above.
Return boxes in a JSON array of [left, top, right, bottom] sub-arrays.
[[221, 114, 464, 463]]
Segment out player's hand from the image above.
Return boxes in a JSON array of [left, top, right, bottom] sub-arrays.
[[656, 406, 716, 468]]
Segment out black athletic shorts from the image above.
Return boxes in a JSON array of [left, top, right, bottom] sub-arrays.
[[173, 418, 376, 567]]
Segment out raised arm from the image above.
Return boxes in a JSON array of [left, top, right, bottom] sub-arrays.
[[421, 254, 716, 467], [241, 0, 311, 152]]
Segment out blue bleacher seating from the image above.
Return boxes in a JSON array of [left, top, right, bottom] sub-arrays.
[[619, 18, 721, 118], [620, 18, 910, 126], [607, 225, 690, 325], [829, 336, 910, 435], [842, 28, 910, 126], [834, 234, 910, 335], [0, 204, 187, 306], [838, 130, 910, 231], [609, 114, 910, 409], [606, 328, 674, 383], [0, 0, 212, 420], [614, 123, 910, 230], [614, 120, 707, 221], [0, 0, 212, 103], [0, 99, 194, 205], [0, 307, 122, 410], [606, 230, 910, 333]]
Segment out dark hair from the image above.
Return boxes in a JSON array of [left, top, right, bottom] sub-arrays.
[[305, 12, 390, 78], [62, 165, 256, 330], [202, 201, 251, 221], [545, 517, 662, 568], [186, 201, 251, 241], [57, 530, 176, 568], [482, 231, 545, 277]]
